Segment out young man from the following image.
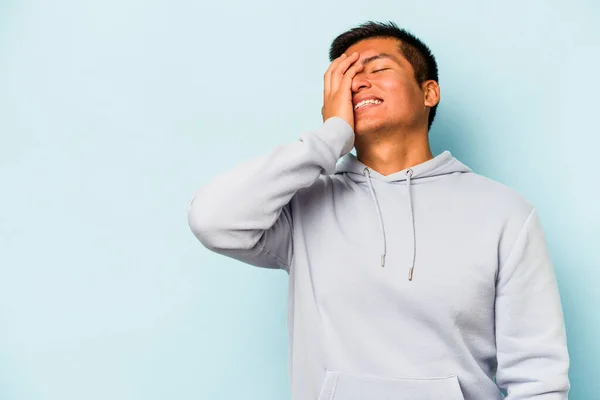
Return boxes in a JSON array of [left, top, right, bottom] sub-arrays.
[[187, 21, 570, 400]]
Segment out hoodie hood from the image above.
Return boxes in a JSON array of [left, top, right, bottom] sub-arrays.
[[335, 150, 471, 183], [334, 150, 472, 280]]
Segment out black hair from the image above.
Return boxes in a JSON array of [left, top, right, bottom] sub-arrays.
[[329, 21, 439, 130]]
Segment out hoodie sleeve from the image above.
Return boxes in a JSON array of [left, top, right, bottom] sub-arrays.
[[495, 208, 570, 399], [187, 117, 355, 272]]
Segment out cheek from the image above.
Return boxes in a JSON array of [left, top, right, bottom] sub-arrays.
[[380, 79, 421, 110]]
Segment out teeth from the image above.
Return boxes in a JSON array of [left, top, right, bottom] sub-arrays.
[[354, 99, 382, 110]]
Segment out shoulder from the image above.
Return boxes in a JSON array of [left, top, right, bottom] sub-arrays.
[[454, 171, 534, 217], [456, 172, 538, 262]]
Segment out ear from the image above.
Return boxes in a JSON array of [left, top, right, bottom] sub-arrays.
[[423, 80, 440, 108]]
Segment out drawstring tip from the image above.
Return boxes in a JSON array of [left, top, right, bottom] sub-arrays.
[[381, 255, 386, 267], [408, 267, 414, 281]]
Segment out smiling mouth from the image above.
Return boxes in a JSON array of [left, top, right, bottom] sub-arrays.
[[354, 99, 383, 111]]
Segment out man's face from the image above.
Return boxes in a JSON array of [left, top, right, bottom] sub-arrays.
[[345, 37, 431, 136]]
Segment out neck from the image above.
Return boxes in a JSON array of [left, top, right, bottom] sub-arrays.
[[354, 127, 433, 176]]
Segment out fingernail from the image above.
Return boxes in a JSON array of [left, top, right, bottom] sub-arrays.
[[342, 54, 347, 58]]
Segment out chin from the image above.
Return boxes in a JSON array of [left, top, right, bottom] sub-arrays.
[[354, 118, 386, 135]]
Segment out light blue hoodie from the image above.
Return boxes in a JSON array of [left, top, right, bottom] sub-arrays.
[[187, 117, 570, 399]]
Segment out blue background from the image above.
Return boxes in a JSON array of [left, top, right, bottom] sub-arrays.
[[1, 0, 598, 398]]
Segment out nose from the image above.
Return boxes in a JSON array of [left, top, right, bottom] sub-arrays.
[[351, 71, 371, 93]]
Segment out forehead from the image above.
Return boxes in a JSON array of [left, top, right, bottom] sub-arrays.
[[345, 37, 403, 62]]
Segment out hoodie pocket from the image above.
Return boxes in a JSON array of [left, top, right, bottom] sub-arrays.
[[317, 369, 465, 400]]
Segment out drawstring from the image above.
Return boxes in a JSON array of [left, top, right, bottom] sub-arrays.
[[362, 167, 417, 281], [406, 169, 416, 281], [363, 167, 387, 267]]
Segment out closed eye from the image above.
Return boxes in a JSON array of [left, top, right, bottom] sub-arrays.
[[372, 68, 389, 73]]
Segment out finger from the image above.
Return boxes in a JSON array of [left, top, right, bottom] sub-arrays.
[[324, 53, 348, 94], [332, 54, 361, 93], [341, 62, 364, 90], [331, 52, 360, 93]]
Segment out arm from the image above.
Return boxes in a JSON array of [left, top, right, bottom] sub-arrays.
[[495, 208, 570, 399], [187, 51, 364, 271], [187, 116, 354, 271]]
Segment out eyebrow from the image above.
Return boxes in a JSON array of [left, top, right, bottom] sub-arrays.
[[360, 53, 397, 66]]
